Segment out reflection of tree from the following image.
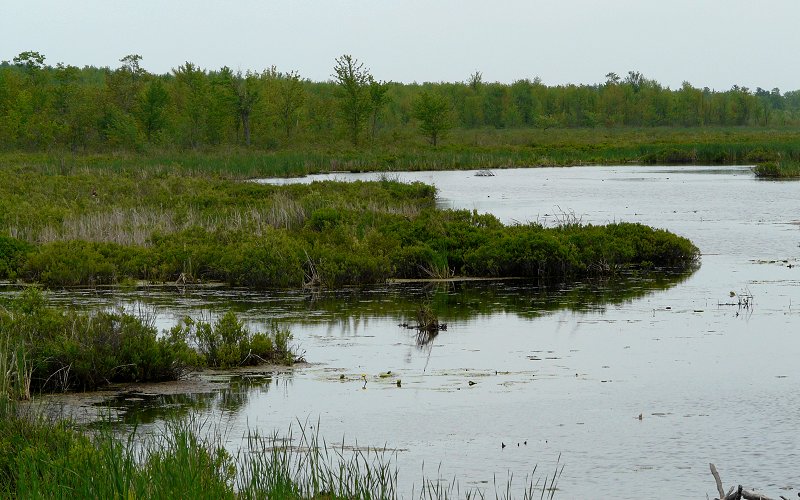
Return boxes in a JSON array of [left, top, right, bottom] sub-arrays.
[[33, 268, 695, 331], [293, 269, 695, 323], [90, 374, 281, 427]]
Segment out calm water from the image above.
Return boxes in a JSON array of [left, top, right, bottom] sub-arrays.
[[30, 166, 800, 497]]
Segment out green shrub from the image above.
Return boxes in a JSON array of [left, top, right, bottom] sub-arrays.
[[191, 312, 295, 369], [0, 236, 31, 280]]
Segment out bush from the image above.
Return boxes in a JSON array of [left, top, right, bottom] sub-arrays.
[[0, 289, 295, 393], [188, 312, 295, 369], [0, 236, 31, 280]]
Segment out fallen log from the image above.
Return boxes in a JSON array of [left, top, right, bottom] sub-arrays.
[[709, 463, 785, 500]]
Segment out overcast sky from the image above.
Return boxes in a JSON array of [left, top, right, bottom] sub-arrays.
[[3, 0, 800, 91]]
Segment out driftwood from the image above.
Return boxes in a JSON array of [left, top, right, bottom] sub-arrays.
[[709, 463, 788, 500]]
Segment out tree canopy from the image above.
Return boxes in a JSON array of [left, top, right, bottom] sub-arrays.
[[1, 51, 799, 153]]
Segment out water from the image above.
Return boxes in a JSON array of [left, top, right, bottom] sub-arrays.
[[26, 166, 800, 497]]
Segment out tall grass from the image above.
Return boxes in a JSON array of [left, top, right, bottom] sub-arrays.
[[0, 412, 562, 499], [752, 159, 800, 178], [5, 127, 800, 180]]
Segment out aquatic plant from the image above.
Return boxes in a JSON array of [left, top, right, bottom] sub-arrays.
[[0, 288, 296, 393], [752, 158, 800, 178], [0, 412, 562, 499]]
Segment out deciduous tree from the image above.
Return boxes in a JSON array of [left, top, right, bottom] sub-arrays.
[[332, 55, 371, 146], [413, 90, 451, 146]]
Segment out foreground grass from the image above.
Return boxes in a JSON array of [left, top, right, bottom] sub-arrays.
[[0, 408, 561, 499]]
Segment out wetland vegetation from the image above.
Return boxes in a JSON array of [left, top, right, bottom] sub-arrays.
[[0, 288, 295, 397], [2, 52, 800, 174], [0, 157, 699, 289], [752, 158, 800, 178], [7, 50, 797, 498]]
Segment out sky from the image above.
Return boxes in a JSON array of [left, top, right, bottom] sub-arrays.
[[3, 0, 800, 91]]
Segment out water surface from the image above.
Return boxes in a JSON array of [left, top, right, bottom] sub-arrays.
[[29, 166, 800, 498]]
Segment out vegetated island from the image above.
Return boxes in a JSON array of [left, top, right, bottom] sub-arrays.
[[0, 161, 699, 289]]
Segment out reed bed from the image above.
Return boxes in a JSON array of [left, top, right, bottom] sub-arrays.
[[0, 407, 562, 499]]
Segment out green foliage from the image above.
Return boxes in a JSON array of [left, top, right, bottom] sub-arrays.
[[753, 158, 800, 178], [1, 289, 195, 391], [0, 415, 559, 499], [5, 52, 800, 155], [0, 159, 699, 288], [0, 235, 31, 280], [0, 289, 294, 393], [413, 90, 452, 146], [332, 54, 373, 146], [189, 312, 295, 369]]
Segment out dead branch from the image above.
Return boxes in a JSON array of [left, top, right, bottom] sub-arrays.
[[710, 463, 779, 500]]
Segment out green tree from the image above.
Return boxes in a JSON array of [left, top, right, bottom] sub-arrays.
[[12, 51, 45, 72], [276, 71, 305, 141], [138, 78, 169, 142], [226, 69, 261, 146], [332, 54, 372, 146], [413, 90, 451, 146], [171, 62, 209, 148], [368, 78, 390, 140]]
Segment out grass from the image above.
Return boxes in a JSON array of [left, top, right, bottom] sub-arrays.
[[0, 407, 562, 499], [752, 158, 800, 178], [3, 127, 800, 177], [0, 156, 700, 288], [0, 288, 297, 394]]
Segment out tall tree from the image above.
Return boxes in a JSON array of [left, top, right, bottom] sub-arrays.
[[413, 90, 451, 146], [138, 78, 169, 142], [368, 77, 390, 140], [171, 62, 209, 148], [225, 69, 261, 146], [332, 55, 371, 146], [276, 71, 305, 141]]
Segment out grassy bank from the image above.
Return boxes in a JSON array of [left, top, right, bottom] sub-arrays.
[[0, 156, 699, 288], [0, 288, 295, 394]]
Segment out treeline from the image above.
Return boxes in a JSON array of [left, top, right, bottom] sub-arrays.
[[2, 51, 800, 153]]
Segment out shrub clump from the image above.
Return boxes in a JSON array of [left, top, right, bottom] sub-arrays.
[[0, 236, 31, 281], [171, 311, 295, 369], [0, 289, 295, 394], [753, 159, 800, 178]]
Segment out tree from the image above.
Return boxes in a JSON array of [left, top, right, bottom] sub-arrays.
[[368, 78, 390, 140], [332, 55, 372, 146], [227, 69, 261, 146], [276, 71, 305, 141], [171, 62, 209, 148], [413, 90, 451, 146], [107, 54, 145, 114], [468, 71, 483, 90], [13, 51, 45, 72], [138, 78, 169, 142]]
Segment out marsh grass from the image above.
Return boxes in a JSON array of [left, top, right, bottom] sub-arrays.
[[753, 159, 800, 178], [0, 288, 297, 393], [0, 408, 561, 499], [1, 154, 698, 289], [5, 127, 800, 180]]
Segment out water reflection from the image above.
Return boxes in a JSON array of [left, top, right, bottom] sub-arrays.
[[84, 372, 291, 426], [0, 268, 695, 329]]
